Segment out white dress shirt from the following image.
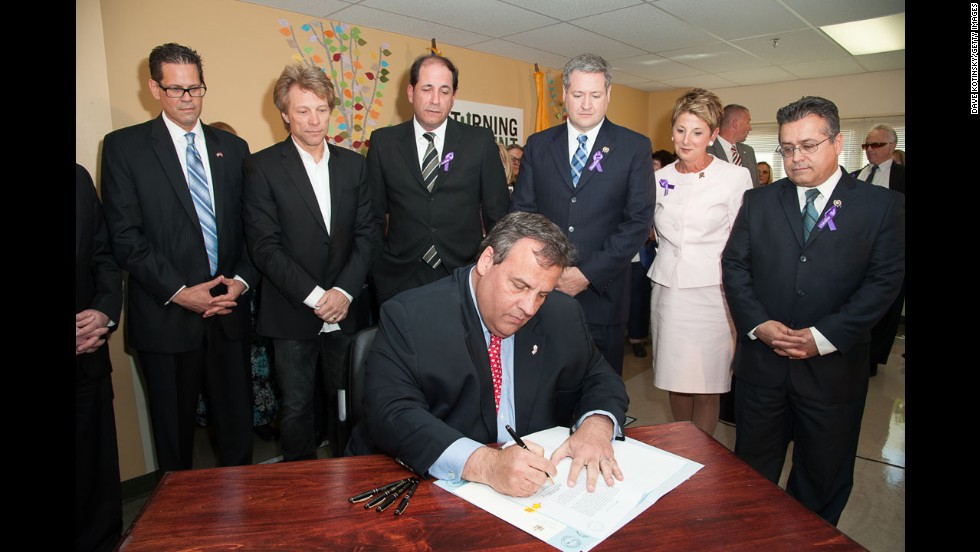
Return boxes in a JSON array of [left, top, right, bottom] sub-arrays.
[[858, 158, 893, 188], [413, 117, 449, 170], [565, 119, 605, 165], [714, 135, 736, 163], [160, 114, 248, 301], [293, 139, 352, 333]]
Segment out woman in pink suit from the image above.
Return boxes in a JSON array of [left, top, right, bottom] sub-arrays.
[[647, 89, 752, 436]]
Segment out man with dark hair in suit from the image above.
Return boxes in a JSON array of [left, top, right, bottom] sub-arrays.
[[708, 104, 760, 187], [76, 164, 123, 552], [510, 53, 654, 376], [347, 212, 629, 498], [854, 123, 906, 376], [367, 54, 510, 304], [243, 63, 375, 460], [722, 96, 905, 525], [101, 43, 255, 472]]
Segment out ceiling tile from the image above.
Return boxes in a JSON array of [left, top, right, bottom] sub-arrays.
[[468, 39, 570, 70], [652, 0, 809, 39], [359, 0, 557, 36], [779, 0, 905, 26], [781, 57, 866, 79], [505, 22, 645, 59], [733, 28, 849, 64], [501, 0, 645, 20], [713, 66, 799, 86], [658, 42, 769, 73], [661, 74, 740, 90], [611, 54, 704, 80], [329, 5, 493, 46], [853, 50, 905, 72], [573, 3, 717, 52]]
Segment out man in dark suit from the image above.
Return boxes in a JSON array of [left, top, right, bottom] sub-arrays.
[[511, 53, 654, 376], [721, 96, 905, 525], [707, 104, 760, 187], [347, 213, 629, 497], [368, 54, 510, 304], [101, 43, 255, 472], [853, 123, 906, 375], [243, 64, 375, 460], [76, 164, 123, 552]]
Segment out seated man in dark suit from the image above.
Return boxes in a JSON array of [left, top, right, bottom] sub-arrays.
[[347, 212, 629, 497]]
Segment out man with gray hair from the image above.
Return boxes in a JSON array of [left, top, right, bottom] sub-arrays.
[[243, 63, 375, 460], [853, 123, 906, 376], [708, 104, 760, 187], [511, 53, 654, 376], [347, 212, 629, 498]]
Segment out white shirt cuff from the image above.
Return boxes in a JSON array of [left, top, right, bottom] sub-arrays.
[[573, 410, 623, 439]]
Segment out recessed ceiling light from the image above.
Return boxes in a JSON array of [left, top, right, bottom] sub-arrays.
[[821, 13, 905, 55]]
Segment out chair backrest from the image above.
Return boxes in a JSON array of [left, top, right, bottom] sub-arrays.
[[347, 325, 378, 428]]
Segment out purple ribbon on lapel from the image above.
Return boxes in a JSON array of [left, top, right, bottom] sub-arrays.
[[817, 205, 838, 231], [659, 179, 674, 196], [439, 152, 454, 171], [588, 151, 603, 172]]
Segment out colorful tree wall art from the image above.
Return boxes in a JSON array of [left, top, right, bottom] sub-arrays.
[[279, 19, 392, 154]]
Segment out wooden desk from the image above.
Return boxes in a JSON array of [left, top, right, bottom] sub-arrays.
[[119, 422, 863, 550]]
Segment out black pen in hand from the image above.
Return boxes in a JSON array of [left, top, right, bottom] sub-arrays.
[[393, 479, 420, 516], [505, 424, 555, 486]]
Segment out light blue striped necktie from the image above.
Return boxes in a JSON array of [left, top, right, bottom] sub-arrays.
[[185, 132, 218, 275], [571, 134, 588, 186]]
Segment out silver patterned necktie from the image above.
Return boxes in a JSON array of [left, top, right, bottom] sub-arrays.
[[185, 132, 218, 274]]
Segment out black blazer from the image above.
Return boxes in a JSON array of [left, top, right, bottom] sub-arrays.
[[367, 118, 510, 298], [346, 267, 629, 475], [76, 164, 123, 378], [242, 138, 376, 338], [101, 115, 255, 353], [722, 171, 906, 402], [851, 162, 905, 195], [510, 119, 654, 325]]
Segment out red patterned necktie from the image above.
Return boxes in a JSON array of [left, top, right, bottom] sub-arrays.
[[488, 335, 502, 414], [730, 145, 742, 166]]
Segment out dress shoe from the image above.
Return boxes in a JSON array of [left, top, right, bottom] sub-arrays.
[[631, 343, 647, 357]]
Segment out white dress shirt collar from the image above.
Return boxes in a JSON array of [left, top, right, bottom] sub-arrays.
[[566, 118, 605, 161]]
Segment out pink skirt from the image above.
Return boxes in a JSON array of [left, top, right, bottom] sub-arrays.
[[650, 283, 735, 393]]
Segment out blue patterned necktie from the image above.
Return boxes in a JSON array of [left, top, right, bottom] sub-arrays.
[[571, 134, 588, 186], [802, 188, 820, 241], [185, 132, 218, 275]]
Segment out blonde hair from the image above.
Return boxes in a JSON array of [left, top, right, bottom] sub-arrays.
[[671, 88, 723, 131]]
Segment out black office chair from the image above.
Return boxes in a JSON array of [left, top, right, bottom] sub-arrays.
[[336, 325, 377, 453]]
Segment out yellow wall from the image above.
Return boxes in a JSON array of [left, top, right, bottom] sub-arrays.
[[80, 0, 903, 481]]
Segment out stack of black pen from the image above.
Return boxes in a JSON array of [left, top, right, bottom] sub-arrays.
[[348, 477, 421, 515]]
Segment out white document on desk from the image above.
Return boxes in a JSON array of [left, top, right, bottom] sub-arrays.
[[434, 426, 703, 551]]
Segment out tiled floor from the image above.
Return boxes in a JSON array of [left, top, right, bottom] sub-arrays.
[[123, 334, 905, 550]]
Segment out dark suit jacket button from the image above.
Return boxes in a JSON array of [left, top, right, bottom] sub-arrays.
[[800, 255, 807, 262], [571, 197, 577, 203], [797, 290, 805, 296], [568, 226, 574, 232]]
